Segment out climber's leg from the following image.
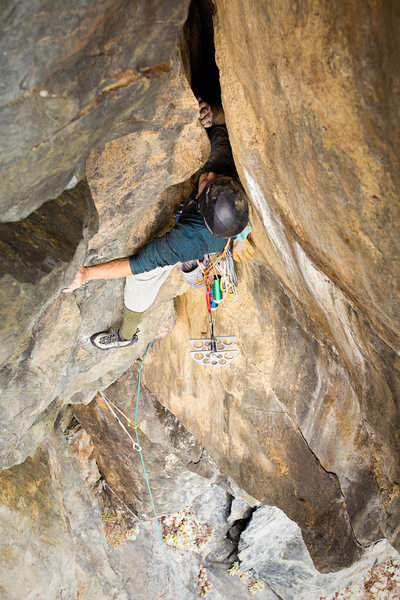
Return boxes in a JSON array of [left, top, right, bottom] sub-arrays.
[[119, 306, 143, 341], [90, 264, 175, 350], [123, 264, 174, 312]]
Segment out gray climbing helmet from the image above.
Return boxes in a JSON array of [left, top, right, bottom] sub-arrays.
[[198, 176, 249, 238]]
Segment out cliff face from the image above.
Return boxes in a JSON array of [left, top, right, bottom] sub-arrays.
[[0, 0, 400, 597], [0, 1, 207, 470], [144, 0, 400, 572]]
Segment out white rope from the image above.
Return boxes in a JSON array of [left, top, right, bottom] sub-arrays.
[[203, 247, 238, 306], [99, 391, 141, 452], [103, 481, 140, 522], [215, 252, 238, 304], [103, 395, 135, 426]]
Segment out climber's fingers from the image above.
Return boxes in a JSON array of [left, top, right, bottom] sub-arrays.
[[197, 97, 213, 128], [243, 243, 255, 259], [232, 239, 254, 262], [63, 265, 89, 293]]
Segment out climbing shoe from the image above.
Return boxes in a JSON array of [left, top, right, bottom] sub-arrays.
[[90, 329, 138, 350]]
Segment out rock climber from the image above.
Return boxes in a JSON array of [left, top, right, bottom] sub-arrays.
[[63, 99, 254, 349]]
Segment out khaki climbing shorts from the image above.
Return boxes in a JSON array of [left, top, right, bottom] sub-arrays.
[[124, 264, 175, 312]]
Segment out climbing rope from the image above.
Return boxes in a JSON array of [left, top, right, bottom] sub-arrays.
[[214, 250, 238, 304], [99, 341, 189, 600]]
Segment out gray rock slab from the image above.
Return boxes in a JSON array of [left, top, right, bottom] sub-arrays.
[[0, 0, 191, 221], [238, 504, 400, 600]]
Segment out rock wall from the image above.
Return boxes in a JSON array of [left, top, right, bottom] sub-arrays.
[[0, 0, 400, 596], [0, 0, 191, 221], [0, 2, 208, 471], [0, 384, 398, 600], [142, 0, 400, 572]]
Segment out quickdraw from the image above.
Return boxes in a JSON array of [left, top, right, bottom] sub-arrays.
[[100, 391, 142, 451], [189, 242, 239, 367]]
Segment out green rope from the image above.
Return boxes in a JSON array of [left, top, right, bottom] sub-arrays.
[[134, 341, 190, 600]]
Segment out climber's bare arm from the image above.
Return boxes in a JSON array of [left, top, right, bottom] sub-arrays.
[[198, 98, 225, 127], [63, 258, 132, 293]]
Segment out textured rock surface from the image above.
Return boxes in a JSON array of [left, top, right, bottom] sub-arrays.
[[0, 437, 78, 600], [85, 58, 208, 260], [0, 415, 185, 600], [0, 47, 208, 471], [0, 397, 270, 600], [214, 0, 400, 351], [0, 0, 191, 221], [238, 505, 399, 600], [1, 410, 398, 600], [0, 181, 96, 365], [143, 277, 363, 571], [141, 0, 400, 572], [0, 0, 399, 592], [211, 0, 400, 562], [73, 368, 227, 517]]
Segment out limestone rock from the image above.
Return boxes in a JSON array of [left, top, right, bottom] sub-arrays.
[[210, 0, 400, 567], [214, 0, 400, 353], [138, 0, 400, 573], [0, 0, 191, 221], [0, 53, 208, 472], [0, 181, 96, 366], [0, 435, 81, 600], [1, 0, 400, 584], [238, 505, 400, 600], [142, 271, 363, 571], [0, 397, 256, 599], [85, 60, 208, 260], [73, 372, 220, 517]]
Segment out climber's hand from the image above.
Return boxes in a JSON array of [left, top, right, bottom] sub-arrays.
[[232, 238, 254, 262], [198, 97, 213, 128], [63, 265, 90, 293]]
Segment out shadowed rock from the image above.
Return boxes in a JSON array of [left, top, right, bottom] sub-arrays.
[[0, 0, 191, 221], [0, 0, 399, 584]]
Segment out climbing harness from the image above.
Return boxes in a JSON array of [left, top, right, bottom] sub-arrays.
[[189, 241, 239, 367], [99, 342, 189, 600]]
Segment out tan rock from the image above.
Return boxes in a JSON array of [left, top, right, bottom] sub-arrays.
[[213, 0, 400, 351], [86, 58, 209, 258]]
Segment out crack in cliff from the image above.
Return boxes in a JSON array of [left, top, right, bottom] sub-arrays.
[[188, 446, 205, 466], [246, 353, 361, 547], [266, 585, 284, 600], [30, 61, 172, 152], [278, 397, 362, 549]]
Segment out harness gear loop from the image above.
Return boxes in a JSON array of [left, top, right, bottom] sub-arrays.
[[189, 240, 239, 367]]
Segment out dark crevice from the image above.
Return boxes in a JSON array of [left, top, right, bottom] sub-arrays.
[[293, 419, 363, 551], [180, 0, 221, 105], [227, 508, 256, 546], [188, 446, 205, 466], [225, 505, 257, 565]]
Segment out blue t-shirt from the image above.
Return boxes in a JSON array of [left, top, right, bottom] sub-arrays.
[[129, 125, 236, 275]]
